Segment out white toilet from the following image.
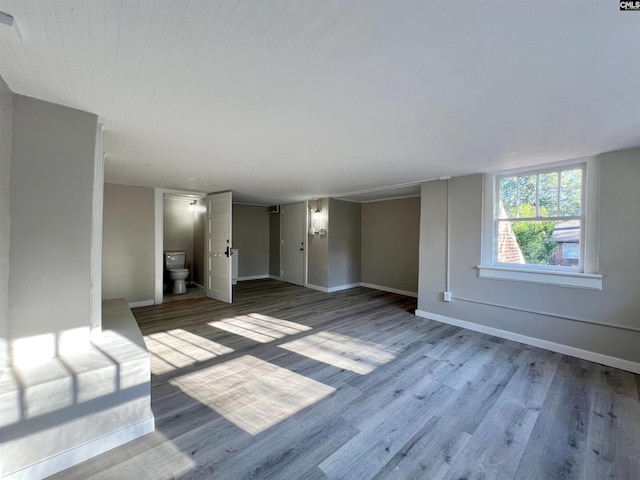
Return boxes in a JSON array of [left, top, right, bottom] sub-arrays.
[[165, 251, 189, 294]]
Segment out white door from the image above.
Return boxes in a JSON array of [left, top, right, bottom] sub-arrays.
[[206, 191, 232, 303], [281, 202, 305, 286]]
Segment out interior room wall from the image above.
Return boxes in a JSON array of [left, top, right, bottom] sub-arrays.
[[417, 149, 640, 368], [232, 204, 270, 278], [163, 197, 195, 278], [103, 183, 155, 304], [0, 75, 12, 371], [269, 209, 280, 278], [307, 198, 330, 288], [9, 95, 97, 361], [192, 198, 205, 286], [1, 97, 153, 479], [361, 197, 420, 294], [328, 198, 361, 288]]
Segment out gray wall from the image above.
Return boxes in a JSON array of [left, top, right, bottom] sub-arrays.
[[307, 198, 329, 287], [0, 92, 152, 478], [232, 204, 270, 278], [193, 198, 205, 286], [417, 149, 640, 364], [163, 197, 194, 273], [10, 95, 97, 350], [328, 199, 361, 288], [103, 183, 155, 303], [361, 197, 420, 293], [269, 210, 280, 277], [0, 76, 12, 371], [308, 197, 417, 292]]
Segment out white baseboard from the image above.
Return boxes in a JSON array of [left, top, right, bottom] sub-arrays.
[[360, 283, 418, 298], [305, 283, 329, 293], [269, 275, 281, 280], [306, 282, 418, 297], [128, 300, 154, 308], [328, 283, 360, 293], [415, 309, 640, 374], [237, 275, 270, 281], [306, 283, 359, 293], [8, 417, 155, 480]]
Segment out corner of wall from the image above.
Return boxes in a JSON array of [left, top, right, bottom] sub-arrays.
[[0, 73, 13, 373]]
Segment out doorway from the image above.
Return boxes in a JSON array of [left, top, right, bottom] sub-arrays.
[[162, 195, 206, 302], [153, 188, 206, 305]]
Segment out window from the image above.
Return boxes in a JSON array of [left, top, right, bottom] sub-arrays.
[[496, 165, 583, 269], [479, 158, 602, 290], [562, 243, 579, 260]]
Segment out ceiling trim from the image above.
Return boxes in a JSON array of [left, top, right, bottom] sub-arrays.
[[359, 194, 421, 204]]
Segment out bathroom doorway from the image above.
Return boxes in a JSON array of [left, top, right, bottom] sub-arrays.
[[153, 189, 206, 305]]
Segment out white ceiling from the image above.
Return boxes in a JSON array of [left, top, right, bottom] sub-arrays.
[[0, 1, 638, 205]]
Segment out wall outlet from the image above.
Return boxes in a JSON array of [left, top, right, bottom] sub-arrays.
[[443, 291, 452, 302]]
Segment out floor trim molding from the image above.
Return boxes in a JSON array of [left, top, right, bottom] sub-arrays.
[[305, 282, 419, 297], [306, 283, 361, 293], [415, 309, 640, 374], [327, 283, 360, 293], [8, 417, 155, 480], [360, 283, 418, 298], [305, 283, 329, 293], [128, 300, 154, 308], [237, 275, 270, 281]]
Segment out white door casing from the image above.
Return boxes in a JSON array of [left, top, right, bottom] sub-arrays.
[[281, 202, 305, 286], [206, 191, 232, 303]]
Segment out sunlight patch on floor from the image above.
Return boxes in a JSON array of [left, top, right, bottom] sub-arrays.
[[244, 313, 312, 334], [208, 314, 311, 344], [170, 355, 335, 435], [144, 329, 233, 375], [279, 331, 398, 375], [97, 430, 197, 479]]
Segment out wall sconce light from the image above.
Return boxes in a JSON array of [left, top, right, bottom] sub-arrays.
[[309, 207, 326, 236]]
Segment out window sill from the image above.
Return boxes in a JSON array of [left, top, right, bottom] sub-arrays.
[[476, 265, 603, 290]]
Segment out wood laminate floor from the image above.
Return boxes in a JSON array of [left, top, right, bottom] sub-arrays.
[[164, 284, 206, 302], [51, 280, 640, 480]]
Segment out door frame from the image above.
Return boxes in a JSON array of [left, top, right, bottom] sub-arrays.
[[304, 199, 309, 286], [153, 188, 207, 305]]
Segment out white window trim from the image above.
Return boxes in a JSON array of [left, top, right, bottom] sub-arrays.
[[478, 157, 602, 290]]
